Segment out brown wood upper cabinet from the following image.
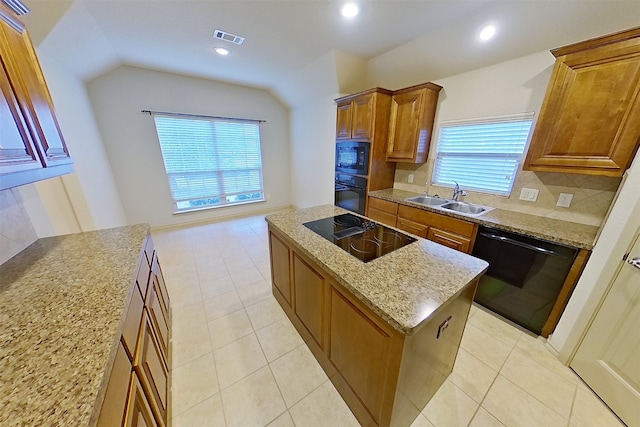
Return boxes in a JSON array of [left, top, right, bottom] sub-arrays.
[[386, 82, 442, 163], [0, 2, 73, 190], [523, 27, 640, 177], [336, 89, 392, 141]]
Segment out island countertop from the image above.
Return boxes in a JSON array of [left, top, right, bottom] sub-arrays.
[[265, 205, 488, 335], [369, 188, 599, 250], [0, 224, 149, 427]]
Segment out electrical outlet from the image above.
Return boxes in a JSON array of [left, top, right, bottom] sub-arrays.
[[519, 188, 539, 202], [408, 174, 414, 183], [557, 193, 573, 207]]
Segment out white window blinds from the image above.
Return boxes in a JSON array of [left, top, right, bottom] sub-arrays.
[[152, 114, 264, 213], [433, 113, 534, 196]]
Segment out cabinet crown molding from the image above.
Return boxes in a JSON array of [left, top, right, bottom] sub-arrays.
[[551, 26, 640, 57]]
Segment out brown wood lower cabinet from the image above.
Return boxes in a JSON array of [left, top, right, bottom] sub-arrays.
[[268, 228, 476, 427], [97, 235, 171, 427]]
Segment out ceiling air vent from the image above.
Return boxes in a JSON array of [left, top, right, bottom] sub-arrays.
[[213, 29, 245, 45]]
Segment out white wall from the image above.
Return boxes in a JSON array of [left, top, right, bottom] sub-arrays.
[[549, 157, 640, 361], [86, 66, 291, 228], [289, 94, 337, 209], [25, 51, 127, 234]]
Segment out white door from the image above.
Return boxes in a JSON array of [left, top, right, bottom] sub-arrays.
[[571, 227, 640, 427]]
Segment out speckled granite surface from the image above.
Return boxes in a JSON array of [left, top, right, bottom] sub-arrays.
[[0, 224, 149, 427], [369, 188, 599, 249], [266, 205, 488, 335]]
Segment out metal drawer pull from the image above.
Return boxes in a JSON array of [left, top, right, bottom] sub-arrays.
[[628, 257, 640, 270]]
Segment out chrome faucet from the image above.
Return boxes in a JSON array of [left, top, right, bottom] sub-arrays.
[[452, 181, 467, 201]]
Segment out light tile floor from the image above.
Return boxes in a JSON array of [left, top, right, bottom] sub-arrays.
[[152, 214, 625, 427]]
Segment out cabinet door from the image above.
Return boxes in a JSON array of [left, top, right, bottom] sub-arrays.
[[336, 100, 352, 140], [97, 341, 132, 427], [387, 90, 423, 162], [351, 93, 375, 141], [124, 373, 161, 427], [397, 217, 428, 238], [328, 286, 396, 424], [122, 286, 145, 361], [135, 315, 168, 425], [523, 34, 640, 176], [0, 54, 40, 175], [0, 8, 71, 167], [270, 232, 292, 305], [427, 227, 471, 253], [293, 253, 326, 349]]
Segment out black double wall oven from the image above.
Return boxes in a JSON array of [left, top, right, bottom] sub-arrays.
[[335, 141, 369, 215]]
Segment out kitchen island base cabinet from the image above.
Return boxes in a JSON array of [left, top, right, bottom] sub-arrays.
[[268, 227, 476, 427]]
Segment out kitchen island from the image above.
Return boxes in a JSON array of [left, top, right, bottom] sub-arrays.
[[266, 205, 488, 427]]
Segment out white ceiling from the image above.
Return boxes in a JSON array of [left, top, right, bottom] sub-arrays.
[[21, 0, 640, 100]]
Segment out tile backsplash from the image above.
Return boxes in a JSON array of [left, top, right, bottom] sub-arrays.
[[393, 160, 621, 227], [0, 188, 38, 264]]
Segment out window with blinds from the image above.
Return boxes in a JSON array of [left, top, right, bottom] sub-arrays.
[[152, 114, 265, 213], [433, 113, 534, 196]]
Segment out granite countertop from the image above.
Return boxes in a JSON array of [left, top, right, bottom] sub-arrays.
[[266, 205, 488, 335], [369, 188, 599, 250], [0, 224, 149, 427]]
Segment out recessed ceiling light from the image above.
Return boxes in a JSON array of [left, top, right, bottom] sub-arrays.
[[341, 3, 358, 18], [215, 47, 231, 56], [478, 24, 497, 41]]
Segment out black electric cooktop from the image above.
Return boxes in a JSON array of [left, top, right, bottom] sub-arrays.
[[303, 213, 416, 263]]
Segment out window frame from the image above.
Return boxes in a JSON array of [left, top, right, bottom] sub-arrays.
[[432, 112, 535, 197], [152, 113, 266, 214]]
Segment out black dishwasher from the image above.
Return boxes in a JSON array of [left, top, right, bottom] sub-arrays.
[[471, 226, 578, 335]]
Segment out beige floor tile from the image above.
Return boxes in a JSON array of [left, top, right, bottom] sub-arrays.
[[225, 258, 256, 274], [410, 413, 435, 427], [422, 379, 478, 427], [171, 352, 219, 417], [220, 366, 287, 427], [513, 333, 581, 385], [289, 380, 360, 427], [169, 283, 204, 309], [460, 323, 512, 371], [214, 333, 268, 389], [172, 301, 207, 333], [200, 275, 236, 300], [267, 411, 295, 427], [202, 290, 244, 322], [500, 349, 577, 419], [237, 279, 272, 306], [467, 307, 522, 348], [256, 317, 304, 362], [230, 267, 266, 288], [449, 347, 498, 403], [569, 383, 626, 427], [469, 407, 506, 427], [245, 297, 286, 330], [171, 393, 226, 427], [171, 315, 213, 368], [208, 309, 254, 349], [197, 263, 230, 283], [482, 375, 567, 427], [270, 344, 328, 407]]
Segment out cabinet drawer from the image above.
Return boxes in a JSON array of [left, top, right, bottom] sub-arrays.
[[122, 285, 145, 361], [368, 208, 397, 228], [396, 217, 428, 238], [368, 197, 399, 215], [427, 227, 471, 253], [147, 278, 170, 364]]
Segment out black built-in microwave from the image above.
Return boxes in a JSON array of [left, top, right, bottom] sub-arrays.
[[335, 141, 370, 175]]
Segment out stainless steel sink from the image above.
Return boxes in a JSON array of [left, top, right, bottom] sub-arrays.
[[404, 195, 449, 206], [438, 201, 491, 216]]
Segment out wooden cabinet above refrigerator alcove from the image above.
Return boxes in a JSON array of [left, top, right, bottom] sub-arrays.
[[523, 26, 640, 177]]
